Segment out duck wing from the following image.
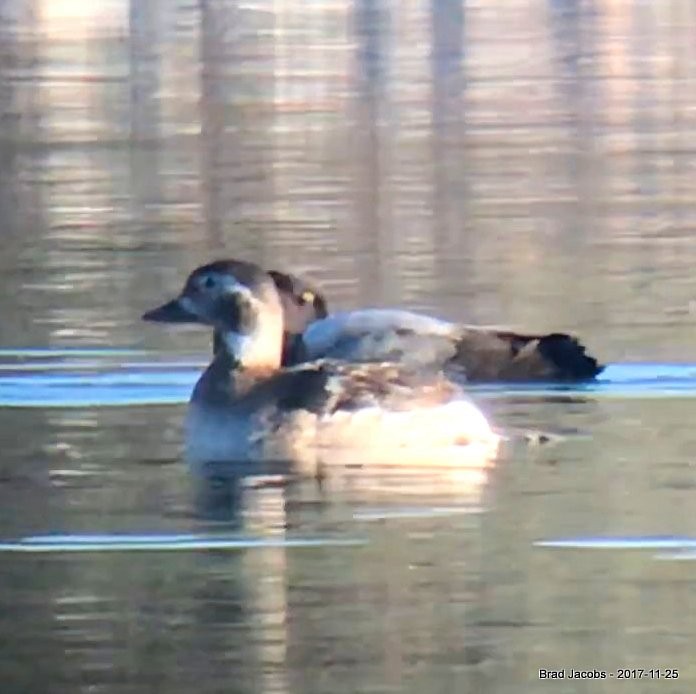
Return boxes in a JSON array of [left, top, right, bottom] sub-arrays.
[[261, 360, 461, 415], [291, 309, 602, 382], [292, 309, 459, 367], [449, 327, 603, 382]]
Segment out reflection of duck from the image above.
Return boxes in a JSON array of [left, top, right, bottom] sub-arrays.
[[143, 260, 500, 475], [256, 266, 602, 382]]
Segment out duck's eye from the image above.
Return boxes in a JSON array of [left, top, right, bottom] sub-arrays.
[[299, 290, 314, 305], [202, 275, 216, 290]]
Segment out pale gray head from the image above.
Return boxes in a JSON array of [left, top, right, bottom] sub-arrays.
[[143, 260, 285, 370]]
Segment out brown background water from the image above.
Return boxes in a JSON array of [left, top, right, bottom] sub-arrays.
[[1, 0, 696, 692]]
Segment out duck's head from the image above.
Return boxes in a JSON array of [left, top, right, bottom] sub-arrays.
[[268, 269, 328, 335], [143, 259, 285, 370]]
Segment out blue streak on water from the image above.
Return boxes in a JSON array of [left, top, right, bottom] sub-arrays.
[[473, 363, 696, 398], [0, 360, 204, 373], [3, 352, 696, 408], [0, 533, 367, 553], [535, 536, 696, 550], [0, 348, 152, 358], [0, 349, 200, 406]]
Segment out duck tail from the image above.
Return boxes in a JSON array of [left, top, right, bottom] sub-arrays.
[[452, 328, 604, 382], [534, 333, 604, 381]]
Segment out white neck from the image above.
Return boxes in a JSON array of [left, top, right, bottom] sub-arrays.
[[220, 298, 284, 371]]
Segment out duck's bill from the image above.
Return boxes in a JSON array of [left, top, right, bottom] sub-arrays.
[[142, 298, 199, 324]]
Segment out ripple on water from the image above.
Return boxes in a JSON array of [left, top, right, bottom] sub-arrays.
[[3, 351, 696, 408], [0, 533, 368, 553], [536, 536, 696, 551], [0, 348, 200, 407]]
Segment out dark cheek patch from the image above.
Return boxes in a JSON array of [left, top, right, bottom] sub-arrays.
[[219, 294, 257, 334]]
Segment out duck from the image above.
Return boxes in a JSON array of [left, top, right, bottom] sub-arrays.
[[142, 260, 500, 475], [197, 263, 603, 382], [283, 304, 604, 381]]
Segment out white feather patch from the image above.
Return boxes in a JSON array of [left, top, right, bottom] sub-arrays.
[[222, 332, 256, 362], [302, 309, 458, 358]]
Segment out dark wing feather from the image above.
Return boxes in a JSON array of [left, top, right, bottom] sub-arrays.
[[285, 325, 602, 382], [259, 360, 460, 416], [450, 328, 603, 382]]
